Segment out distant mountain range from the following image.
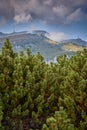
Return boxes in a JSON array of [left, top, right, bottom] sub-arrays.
[[0, 30, 87, 61], [61, 38, 87, 47]]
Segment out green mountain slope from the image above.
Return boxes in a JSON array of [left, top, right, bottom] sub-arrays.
[[0, 31, 87, 61]]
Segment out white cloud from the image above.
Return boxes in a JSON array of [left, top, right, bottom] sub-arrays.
[[65, 8, 83, 24], [53, 5, 68, 17], [14, 13, 32, 23], [44, 0, 52, 5], [48, 31, 68, 41]]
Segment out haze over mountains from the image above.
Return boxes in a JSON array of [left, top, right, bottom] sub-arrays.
[[0, 30, 87, 61]]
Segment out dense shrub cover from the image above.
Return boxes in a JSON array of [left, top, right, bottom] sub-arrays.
[[0, 39, 87, 130]]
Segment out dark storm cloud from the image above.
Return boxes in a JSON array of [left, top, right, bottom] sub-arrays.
[[0, 0, 87, 26], [0, 0, 14, 23]]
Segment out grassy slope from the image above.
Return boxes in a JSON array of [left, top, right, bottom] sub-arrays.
[[61, 43, 85, 52]]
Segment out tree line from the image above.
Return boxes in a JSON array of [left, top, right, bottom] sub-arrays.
[[0, 39, 87, 130]]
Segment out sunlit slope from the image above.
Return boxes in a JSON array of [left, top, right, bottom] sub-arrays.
[[62, 43, 85, 52]]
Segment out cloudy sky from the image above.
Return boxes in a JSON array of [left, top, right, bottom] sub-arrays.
[[0, 0, 87, 41]]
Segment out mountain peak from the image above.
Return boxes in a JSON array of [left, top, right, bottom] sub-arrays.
[[32, 30, 49, 36]]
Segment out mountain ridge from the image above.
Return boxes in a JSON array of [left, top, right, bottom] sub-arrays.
[[0, 30, 87, 61], [61, 38, 87, 46]]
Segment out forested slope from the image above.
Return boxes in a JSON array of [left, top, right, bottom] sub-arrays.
[[0, 39, 87, 130]]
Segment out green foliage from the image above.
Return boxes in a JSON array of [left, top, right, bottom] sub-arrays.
[[42, 107, 76, 130], [0, 39, 87, 129]]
